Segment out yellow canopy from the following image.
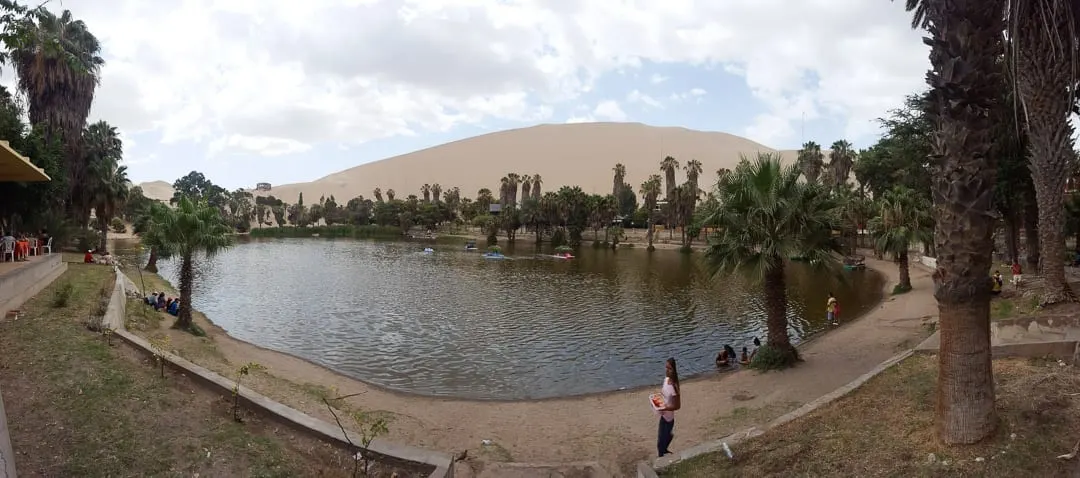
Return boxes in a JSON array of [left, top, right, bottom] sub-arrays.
[[0, 140, 49, 182]]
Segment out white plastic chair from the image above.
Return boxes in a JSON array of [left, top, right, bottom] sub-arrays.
[[28, 238, 37, 256], [0, 240, 13, 262], [43, 237, 52, 254]]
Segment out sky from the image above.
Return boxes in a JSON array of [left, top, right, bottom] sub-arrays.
[[12, 0, 930, 190]]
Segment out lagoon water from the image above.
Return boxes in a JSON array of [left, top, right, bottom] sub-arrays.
[[134, 237, 883, 400]]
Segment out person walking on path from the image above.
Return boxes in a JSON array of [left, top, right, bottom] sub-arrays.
[[1011, 262, 1023, 289], [656, 358, 681, 457], [826, 292, 839, 325]]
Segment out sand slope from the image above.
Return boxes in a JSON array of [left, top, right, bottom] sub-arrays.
[[139, 122, 804, 204]]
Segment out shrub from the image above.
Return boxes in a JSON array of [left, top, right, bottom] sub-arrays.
[[72, 228, 101, 252], [748, 344, 800, 371], [51, 281, 74, 308], [110, 217, 126, 233]]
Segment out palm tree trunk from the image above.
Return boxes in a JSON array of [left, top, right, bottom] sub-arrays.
[[1023, 197, 1040, 269], [923, 0, 1000, 445], [1015, 0, 1076, 303], [144, 247, 159, 273], [98, 216, 109, 253], [175, 253, 195, 330], [645, 220, 654, 249], [898, 249, 912, 291], [1005, 211, 1020, 264], [762, 261, 797, 362]]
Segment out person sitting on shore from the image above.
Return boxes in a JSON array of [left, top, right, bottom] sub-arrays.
[[155, 294, 166, 311], [991, 271, 1003, 295], [167, 298, 179, 316], [740, 347, 751, 365], [145, 292, 158, 305], [83, 250, 94, 263]]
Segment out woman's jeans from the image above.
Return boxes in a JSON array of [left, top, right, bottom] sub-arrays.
[[657, 417, 675, 456]]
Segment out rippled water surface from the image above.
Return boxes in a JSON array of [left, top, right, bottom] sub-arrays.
[[130, 238, 883, 399]]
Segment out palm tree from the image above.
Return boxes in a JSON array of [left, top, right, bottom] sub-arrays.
[[1012, 0, 1077, 304], [421, 183, 431, 203], [146, 196, 232, 331], [796, 141, 826, 184], [88, 159, 128, 253], [373, 188, 383, 203], [905, 0, 1003, 444], [531, 174, 543, 201], [613, 163, 626, 197], [520, 175, 531, 202], [507, 173, 521, 206], [832, 184, 874, 255], [684, 159, 703, 195], [498, 176, 509, 206], [8, 8, 105, 219], [431, 183, 442, 204], [827, 140, 856, 190], [476, 188, 494, 214], [639, 174, 662, 250], [137, 202, 173, 273], [703, 153, 840, 367], [869, 186, 932, 292], [660, 156, 680, 201], [386, 189, 395, 201]]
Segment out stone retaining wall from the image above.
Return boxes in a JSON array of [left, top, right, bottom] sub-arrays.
[[108, 268, 454, 477]]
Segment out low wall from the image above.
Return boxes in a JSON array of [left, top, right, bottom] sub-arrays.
[[0, 388, 14, 478], [107, 269, 454, 477]]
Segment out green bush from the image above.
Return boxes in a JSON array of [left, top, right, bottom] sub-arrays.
[[748, 344, 800, 371], [51, 281, 74, 308], [110, 217, 126, 233], [71, 228, 101, 252], [892, 283, 913, 295]]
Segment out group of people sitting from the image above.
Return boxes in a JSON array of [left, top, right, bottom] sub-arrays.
[[144, 291, 181, 316], [83, 249, 116, 265], [1, 229, 49, 261], [716, 337, 761, 368]]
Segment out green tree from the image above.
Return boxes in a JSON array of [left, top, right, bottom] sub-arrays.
[[639, 175, 662, 250], [703, 153, 840, 368], [145, 197, 232, 331], [796, 141, 825, 185], [869, 186, 932, 292]]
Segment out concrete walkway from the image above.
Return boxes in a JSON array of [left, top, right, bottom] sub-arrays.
[[916, 313, 1080, 363]]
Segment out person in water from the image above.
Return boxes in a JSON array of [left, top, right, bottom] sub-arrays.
[[740, 347, 751, 365], [991, 271, 1003, 295], [826, 292, 839, 325], [656, 358, 681, 457], [715, 350, 729, 367]]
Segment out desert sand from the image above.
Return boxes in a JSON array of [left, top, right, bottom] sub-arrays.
[[132, 256, 936, 475], [137, 122, 807, 205]]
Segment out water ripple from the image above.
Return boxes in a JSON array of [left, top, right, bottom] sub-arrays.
[[123, 237, 884, 400]]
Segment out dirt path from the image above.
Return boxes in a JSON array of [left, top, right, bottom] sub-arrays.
[[142, 256, 935, 475]]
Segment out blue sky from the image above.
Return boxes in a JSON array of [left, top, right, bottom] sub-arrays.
[[45, 0, 929, 191]]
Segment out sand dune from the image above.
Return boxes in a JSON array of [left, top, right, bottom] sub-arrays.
[[139, 122, 805, 205]]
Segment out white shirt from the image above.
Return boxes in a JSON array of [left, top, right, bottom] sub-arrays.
[[660, 377, 678, 422]]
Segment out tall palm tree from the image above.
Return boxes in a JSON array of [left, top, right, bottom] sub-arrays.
[[9, 8, 105, 219], [639, 174, 662, 250], [796, 141, 826, 184], [373, 188, 383, 203], [420, 183, 431, 203], [89, 160, 128, 253], [498, 176, 509, 206], [832, 183, 874, 255], [703, 153, 840, 367], [431, 183, 442, 204], [520, 175, 531, 202], [906, 0, 1003, 444], [146, 196, 232, 331], [386, 189, 395, 201], [684, 159, 703, 195], [869, 186, 932, 292], [476, 188, 494, 214], [82, 120, 124, 239], [531, 174, 543, 201], [613, 163, 627, 197], [137, 202, 173, 273], [827, 140, 856, 190], [1013, 0, 1077, 304], [660, 156, 680, 201], [508, 173, 522, 206]]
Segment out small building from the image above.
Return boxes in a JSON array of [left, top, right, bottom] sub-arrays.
[[255, 182, 272, 191]]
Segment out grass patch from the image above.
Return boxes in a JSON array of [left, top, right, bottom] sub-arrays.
[[991, 293, 1042, 321], [0, 264, 427, 477], [50, 280, 74, 307], [663, 354, 1080, 477], [709, 401, 801, 437]]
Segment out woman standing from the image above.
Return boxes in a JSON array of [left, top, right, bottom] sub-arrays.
[[656, 358, 681, 457]]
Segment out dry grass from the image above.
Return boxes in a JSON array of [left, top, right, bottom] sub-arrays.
[[665, 354, 1080, 478], [0, 264, 430, 477]]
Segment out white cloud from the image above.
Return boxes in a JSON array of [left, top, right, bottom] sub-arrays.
[[50, 0, 925, 165], [592, 100, 628, 121], [669, 88, 708, 103], [627, 89, 662, 108]]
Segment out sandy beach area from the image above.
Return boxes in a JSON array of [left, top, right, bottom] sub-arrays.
[[126, 255, 937, 476]]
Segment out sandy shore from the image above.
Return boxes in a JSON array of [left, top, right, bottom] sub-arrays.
[[126, 255, 937, 476]]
